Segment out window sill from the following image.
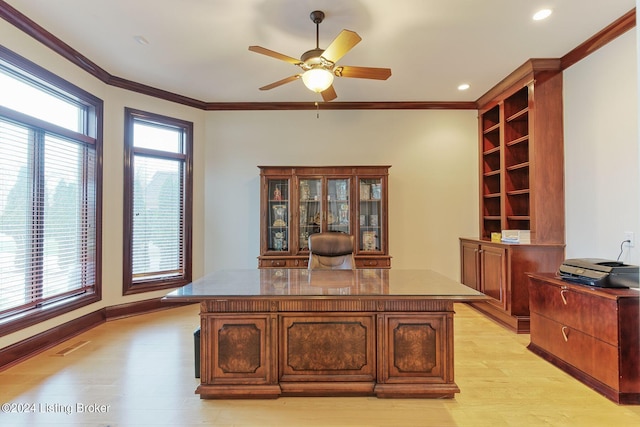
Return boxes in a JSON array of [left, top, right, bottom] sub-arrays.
[[0, 292, 101, 338], [123, 278, 190, 296]]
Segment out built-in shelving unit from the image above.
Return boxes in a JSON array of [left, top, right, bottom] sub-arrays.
[[463, 59, 566, 333], [477, 60, 565, 244]]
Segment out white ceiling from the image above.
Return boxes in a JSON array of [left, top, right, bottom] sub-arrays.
[[3, 0, 636, 104]]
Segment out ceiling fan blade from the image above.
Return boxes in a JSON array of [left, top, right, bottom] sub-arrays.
[[335, 66, 392, 80], [321, 85, 337, 102], [249, 46, 302, 65], [321, 30, 362, 64], [259, 75, 301, 91]]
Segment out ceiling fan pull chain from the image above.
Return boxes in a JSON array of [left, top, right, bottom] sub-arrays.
[[315, 101, 319, 118]]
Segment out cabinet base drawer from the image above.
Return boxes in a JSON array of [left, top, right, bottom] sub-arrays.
[[259, 257, 392, 269], [528, 341, 640, 405], [258, 257, 308, 268], [529, 277, 618, 344], [530, 313, 618, 389], [355, 257, 391, 269]]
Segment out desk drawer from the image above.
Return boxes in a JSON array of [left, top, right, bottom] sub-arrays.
[[529, 277, 619, 345], [355, 257, 391, 269], [260, 258, 309, 268], [530, 313, 619, 389]]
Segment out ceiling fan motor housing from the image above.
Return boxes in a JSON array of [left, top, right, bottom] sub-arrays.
[[301, 48, 329, 67], [310, 10, 325, 24]]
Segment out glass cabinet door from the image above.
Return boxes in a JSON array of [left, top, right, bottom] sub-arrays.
[[327, 178, 350, 233], [259, 166, 390, 269], [298, 178, 322, 251], [267, 178, 289, 252], [359, 178, 383, 252]]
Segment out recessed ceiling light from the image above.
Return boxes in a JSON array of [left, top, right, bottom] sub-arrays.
[[458, 83, 470, 91], [134, 35, 149, 45], [533, 9, 552, 21]]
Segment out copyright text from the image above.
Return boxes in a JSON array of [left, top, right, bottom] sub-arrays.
[[1, 402, 111, 415]]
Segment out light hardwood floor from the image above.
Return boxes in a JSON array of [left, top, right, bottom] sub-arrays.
[[0, 303, 639, 426]]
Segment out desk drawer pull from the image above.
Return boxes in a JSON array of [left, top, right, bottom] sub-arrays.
[[560, 288, 568, 305], [561, 326, 569, 342]]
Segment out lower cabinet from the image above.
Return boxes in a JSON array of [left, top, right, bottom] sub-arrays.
[[198, 309, 457, 399], [459, 238, 564, 333], [201, 315, 278, 392], [527, 273, 640, 404]]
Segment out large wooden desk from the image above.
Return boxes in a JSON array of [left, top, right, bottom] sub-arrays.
[[164, 269, 487, 399]]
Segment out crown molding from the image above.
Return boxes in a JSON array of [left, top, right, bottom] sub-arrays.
[[0, 2, 635, 111], [204, 101, 478, 110], [561, 8, 636, 70]]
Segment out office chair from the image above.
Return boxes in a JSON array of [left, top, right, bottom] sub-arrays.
[[308, 232, 355, 270]]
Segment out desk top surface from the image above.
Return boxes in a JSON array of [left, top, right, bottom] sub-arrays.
[[164, 269, 487, 301]]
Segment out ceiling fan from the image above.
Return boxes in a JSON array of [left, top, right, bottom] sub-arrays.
[[249, 10, 392, 102]]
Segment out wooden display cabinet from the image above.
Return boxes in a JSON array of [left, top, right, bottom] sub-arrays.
[[258, 166, 391, 269]]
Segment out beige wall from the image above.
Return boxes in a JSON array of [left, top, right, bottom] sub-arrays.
[[564, 28, 639, 264], [203, 109, 479, 274]]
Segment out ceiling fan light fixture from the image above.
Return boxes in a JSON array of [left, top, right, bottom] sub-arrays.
[[249, 9, 390, 100], [302, 67, 334, 93]]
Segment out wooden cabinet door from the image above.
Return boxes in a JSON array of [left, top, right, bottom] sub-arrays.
[[460, 241, 480, 290], [480, 245, 507, 309], [262, 176, 292, 255], [379, 314, 450, 384], [279, 314, 376, 382], [202, 314, 276, 386]]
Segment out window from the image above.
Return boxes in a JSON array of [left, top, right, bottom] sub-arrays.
[[0, 47, 102, 336], [123, 108, 192, 294]]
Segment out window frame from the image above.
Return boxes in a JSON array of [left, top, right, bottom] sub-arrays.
[[122, 108, 193, 295], [0, 46, 103, 337]]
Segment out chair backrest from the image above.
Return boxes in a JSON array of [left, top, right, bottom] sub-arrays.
[[308, 232, 355, 270]]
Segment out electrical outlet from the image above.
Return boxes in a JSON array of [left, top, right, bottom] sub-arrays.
[[624, 231, 635, 247]]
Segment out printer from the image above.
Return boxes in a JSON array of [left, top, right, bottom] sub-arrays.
[[558, 258, 639, 288]]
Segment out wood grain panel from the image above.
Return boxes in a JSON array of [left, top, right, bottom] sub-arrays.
[[280, 315, 375, 382], [382, 314, 447, 383], [218, 324, 262, 374], [392, 322, 437, 373], [203, 315, 275, 386], [286, 321, 368, 371]]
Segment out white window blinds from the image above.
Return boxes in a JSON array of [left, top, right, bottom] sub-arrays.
[[132, 155, 184, 281], [0, 119, 97, 316]]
